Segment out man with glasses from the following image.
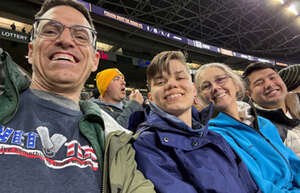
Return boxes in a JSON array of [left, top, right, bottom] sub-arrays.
[[93, 68, 144, 128], [0, 0, 155, 192]]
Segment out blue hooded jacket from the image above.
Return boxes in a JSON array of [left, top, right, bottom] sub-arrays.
[[209, 112, 300, 193], [133, 103, 260, 193]]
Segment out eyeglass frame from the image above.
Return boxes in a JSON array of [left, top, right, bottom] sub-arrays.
[[199, 74, 230, 93], [31, 18, 97, 49]]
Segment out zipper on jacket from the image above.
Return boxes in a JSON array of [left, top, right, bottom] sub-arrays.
[[101, 132, 112, 193], [249, 99, 293, 180], [256, 129, 293, 179]]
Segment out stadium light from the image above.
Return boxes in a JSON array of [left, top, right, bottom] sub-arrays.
[[277, 0, 285, 5], [288, 4, 299, 16]]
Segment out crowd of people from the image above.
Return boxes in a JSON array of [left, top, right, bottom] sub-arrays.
[[1, 0, 300, 192]]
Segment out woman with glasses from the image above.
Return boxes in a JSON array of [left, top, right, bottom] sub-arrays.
[[195, 62, 300, 193]]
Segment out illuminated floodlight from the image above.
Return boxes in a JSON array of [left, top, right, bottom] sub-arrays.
[[277, 0, 285, 4], [288, 5, 298, 16]]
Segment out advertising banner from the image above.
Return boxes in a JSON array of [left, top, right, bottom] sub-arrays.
[[0, 28, 29, 43]]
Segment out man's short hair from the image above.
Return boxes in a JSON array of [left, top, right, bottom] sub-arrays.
[[242, 62, 276, 90], [146, 51, 188, 90], [35, 0, 94, 29]]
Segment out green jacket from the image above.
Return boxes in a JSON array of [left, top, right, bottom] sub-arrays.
[[103, 131, 155, 193], [0, 50, 155, 193]]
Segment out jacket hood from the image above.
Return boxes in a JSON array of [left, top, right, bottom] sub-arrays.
[[142, 102, 214, 136]]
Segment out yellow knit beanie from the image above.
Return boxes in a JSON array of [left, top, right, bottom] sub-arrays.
[[96, 68, 124, 97]]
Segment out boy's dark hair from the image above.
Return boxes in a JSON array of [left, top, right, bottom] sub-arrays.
[[242, 62, 276, 90], [35, 0, 94, 29], [146, 51, 188, 90]]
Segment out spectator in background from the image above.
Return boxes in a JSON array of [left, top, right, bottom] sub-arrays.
[[92, 87, 100, 99], [279, 64, 300, 118], [279, 64, 300, 93], [195, 62, 300, 193], [93, 68, 144, 128], [10, 22, 16, 31], [80, 88, 91, 101], [80, 91, 90, 100], [243, 62, 300, 157], [21, 27, 26, 33], [133, 51, 260, 193]]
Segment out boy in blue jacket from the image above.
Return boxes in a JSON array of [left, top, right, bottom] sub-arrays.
[[133, 51, 260, 193]]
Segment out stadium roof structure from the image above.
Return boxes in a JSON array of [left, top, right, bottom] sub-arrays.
[[88, 0, 300, 64], [0, 0, 299, 88]]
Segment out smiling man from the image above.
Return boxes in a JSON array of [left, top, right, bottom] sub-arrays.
[[29, 6, 99, 103], [0, 0, 102, 192], [133, 51, 260, 193], [243, 62, 300, 157], [0, 0, 156, 193]]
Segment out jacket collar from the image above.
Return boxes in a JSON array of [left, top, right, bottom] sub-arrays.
[[144, 102, 214, 136], [209, 112, 252, 131], [78, 100, 105, 173]]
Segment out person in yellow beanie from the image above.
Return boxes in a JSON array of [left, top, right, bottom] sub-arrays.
[[92, 68, 144, 128], [96, 68, 125, 99]]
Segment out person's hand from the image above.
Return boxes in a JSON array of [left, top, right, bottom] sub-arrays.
[[129, 89, 144, 104]]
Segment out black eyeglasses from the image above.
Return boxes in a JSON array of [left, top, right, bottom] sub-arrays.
[[32, 18, 97, 49]]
